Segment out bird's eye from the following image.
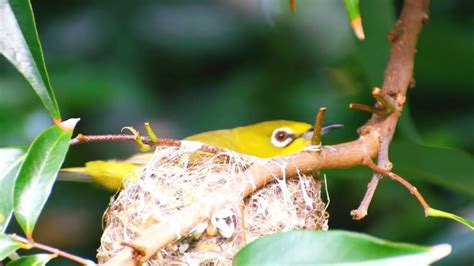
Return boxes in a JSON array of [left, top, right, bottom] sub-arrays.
[[275, 131, 288, 141], [271, 128, 294, 148]]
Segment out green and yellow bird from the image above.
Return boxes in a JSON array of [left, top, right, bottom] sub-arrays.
[[61, 120, 341, 190]]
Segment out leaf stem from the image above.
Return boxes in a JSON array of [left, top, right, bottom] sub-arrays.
[[9, 234, 95, 265]]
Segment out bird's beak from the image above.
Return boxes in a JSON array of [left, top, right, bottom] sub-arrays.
[[302, 124, 344, 140], [302, 130, 314, 140]]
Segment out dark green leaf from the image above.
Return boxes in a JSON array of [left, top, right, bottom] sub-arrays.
[[13, 119, 78, 238], [0, 0, 61, 120], [0, 148, 26, 232], [6, 254, 55, 266], [234, 230, 451, 265], [391, 142, 474, 197], [0, 234, 23, 261]]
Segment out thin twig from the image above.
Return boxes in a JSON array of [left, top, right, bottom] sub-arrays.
[[349, 103, 388, 116], [10, 234, 95, 265], [350, 172, 382, 220], [363, 157, 430, 214], [70, 133, 224, 154], [311, 107, 326, 146]]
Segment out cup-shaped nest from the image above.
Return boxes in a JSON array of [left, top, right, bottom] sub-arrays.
[[98, 142, 329, 265]]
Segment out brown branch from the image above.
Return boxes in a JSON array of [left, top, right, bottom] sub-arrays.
[[104, 131, 380, 265], [351, 0, 430, 219], [103, 0, 430, 264], [10, 234, 95, 265], [363, 158, 431, 214], [70, 134, 224, 155], [311, 107, 326, 146]]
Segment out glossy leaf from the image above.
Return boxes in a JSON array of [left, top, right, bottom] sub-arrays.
[[6, 254, 55, 266], [343, 0, 364, 39], [234, 230, 451, 265], [390, 142, 474, 197], [0, 0, 61, 120], [13, 119, 78, 238], [0, 147, 26, 232], [428, 208, 474, 230], [0, 234, 23, 261]]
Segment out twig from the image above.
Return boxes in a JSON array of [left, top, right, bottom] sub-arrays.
[[9, 234, 95, 265], [363, 157, 430, 214], [349, 103, 387, 116], [70, 133, 224, 155], [350, 172, 382, 220], [351, 0, 430, 219], [311, 107, 326, 146]]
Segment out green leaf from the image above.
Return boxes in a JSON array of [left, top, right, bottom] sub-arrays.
[[0, 0, 61, 120], [13, 119, 79, 238], [0, 148, 27, 232], [6, 254, 55, 266], [343, 0, 360, 21], [390, 142, 474, 197], [0, 234, 23, 261], [427, 208, 474, 230], [234, 230, 451, 265], [343, 0, 364, 40]]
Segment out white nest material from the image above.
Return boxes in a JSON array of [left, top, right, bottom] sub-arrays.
[[97, 141, 329, 265]]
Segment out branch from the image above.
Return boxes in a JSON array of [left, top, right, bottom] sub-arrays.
[[104, 131, 380, 265], [103, 0, 431, 263], [351, 0, 430, 219], [70, 133, 224, 155], [10, 234, 95, 265]]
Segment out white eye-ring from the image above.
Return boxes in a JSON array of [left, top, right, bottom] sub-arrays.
[[271, 127, 294, 148]]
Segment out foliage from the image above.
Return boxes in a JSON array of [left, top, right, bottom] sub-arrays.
[[0, 0, 472, 265], [234, 230, 451, 265]]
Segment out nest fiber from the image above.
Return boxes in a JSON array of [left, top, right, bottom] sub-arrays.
[[98, 141, 329, 265]]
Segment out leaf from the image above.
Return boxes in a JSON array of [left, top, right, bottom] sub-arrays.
[[13, 119, 79, 239], [343, 0, 365, 40], [390, 142, 474, 197], [0, 147, 26, 232], [234, 230, 451, 265], [427, 208, 474, 230], [6, 254, 55, 266], [0, 234, 23, 261], [0, 0, 61, 121]]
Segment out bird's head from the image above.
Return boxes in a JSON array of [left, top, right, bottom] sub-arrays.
[[233, 120, 342, 158]]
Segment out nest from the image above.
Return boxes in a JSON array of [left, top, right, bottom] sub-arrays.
[[97, 141, 329, 265]]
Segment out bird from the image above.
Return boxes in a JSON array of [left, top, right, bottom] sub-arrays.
[[61, 120, 342, 191]]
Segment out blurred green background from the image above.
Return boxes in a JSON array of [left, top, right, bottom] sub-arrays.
[[0, 0, 472, 265]]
